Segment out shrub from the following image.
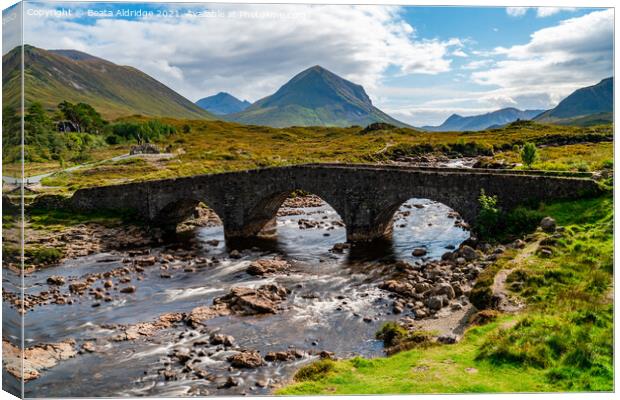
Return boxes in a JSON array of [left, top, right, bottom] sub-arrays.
[[27, 247, 63, 264], [520, 142, 538, 168], [293, 359, 335, 382], [376, 322, 408, 347], [475, 189, 500, 238]]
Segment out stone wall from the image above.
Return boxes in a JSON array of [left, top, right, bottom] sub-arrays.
[[69, 164, 602, 242]]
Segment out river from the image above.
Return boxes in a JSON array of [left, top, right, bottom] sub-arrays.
[[2, 198, 469, 397]]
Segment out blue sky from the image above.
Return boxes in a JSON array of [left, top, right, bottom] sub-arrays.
[[6, 2, 614, 125]]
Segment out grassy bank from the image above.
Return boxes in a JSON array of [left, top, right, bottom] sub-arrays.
[[24, 118, 612, 191], [279, 194, 613, 394]]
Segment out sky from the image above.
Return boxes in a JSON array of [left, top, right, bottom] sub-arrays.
[[5, 2, 614, 125]]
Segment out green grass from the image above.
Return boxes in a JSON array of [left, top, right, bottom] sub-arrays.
[[279, 194, 614, 394], [27, 207, 136, 231]]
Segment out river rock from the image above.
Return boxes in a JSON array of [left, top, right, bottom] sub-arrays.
[[229, 250, 242, 259], [414, 282, 431, 294], [46, 275, 65, 286], [209, 333, 235, 347], [331, 242, 351, 253], [540, 217, 557, 233], [427, 295, 444, 311], [214, 284, 289, 315], [136, 256, 156, 266], [433, 283, 455, 299], [3, 339, 77, 381], [185, 304, 230, 328], [246, 259, 289, 276], [228, 350, 263, 368], [459, 245, 478, 261], [265, 350, 296, 362], [120, 286, 136, 294], [412, 248, 427, 257], [379, 280, 414, 297], [68, 281, 89, 294]]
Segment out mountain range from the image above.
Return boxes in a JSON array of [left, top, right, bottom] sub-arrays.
[[196, 92, 251, 115], [422, 108, 544, 132], [2, 45, 214, 120], [225, 65, 408, 128], [534, 77, 613, 125], [3, 45, 612, 129]]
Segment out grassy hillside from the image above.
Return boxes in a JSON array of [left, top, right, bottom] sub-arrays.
[[37, 118, 612, 191], [2, 45, 214, 120], [279, 194, 613, 394]]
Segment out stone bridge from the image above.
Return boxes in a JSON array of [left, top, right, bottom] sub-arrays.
[[69, 163, 600, 242]]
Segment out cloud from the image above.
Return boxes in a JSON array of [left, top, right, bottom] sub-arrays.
[[506, 7, 528, 17], [22, 3, 461, 102], [461, 59, 494, 70], [536, 7, 576, 18], [472, 9, 613, 108], [452, 49, 468, 57]]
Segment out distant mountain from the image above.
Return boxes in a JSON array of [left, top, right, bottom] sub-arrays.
[[227, 65, 408, 128], [196, 92, 251, 115], [535, 77, 613, 124], [2, 45, 214, 120], [422, 108, 544, 132]]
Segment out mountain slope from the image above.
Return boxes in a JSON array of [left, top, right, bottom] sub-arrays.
[[535, 77, 613, 123], [227, 65, 408, 128], [422, 108, 544, 132], [2, 45, 214, 120], [196, 92, 251, 115]]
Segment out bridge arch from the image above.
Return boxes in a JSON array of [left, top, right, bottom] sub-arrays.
[[387, 197, 471, 258], [153, 196, 225, 232], [239, 188, 348, 239], [353, 191, 476, 243]]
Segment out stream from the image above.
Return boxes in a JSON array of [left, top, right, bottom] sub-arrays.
[[2, 198, 469, 397]]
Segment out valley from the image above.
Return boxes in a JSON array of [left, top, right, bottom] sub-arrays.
[[1, 38, 614, 397]]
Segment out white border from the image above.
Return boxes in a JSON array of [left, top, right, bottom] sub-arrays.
[[0, 1, 616, 400]]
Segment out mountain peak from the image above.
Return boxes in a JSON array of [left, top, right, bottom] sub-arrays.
[[196, 92, 251, 115], [535, 77, 613, 121], [227, 65, 407, 128]]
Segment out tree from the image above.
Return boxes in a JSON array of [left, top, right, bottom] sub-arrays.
[[521, 142, 538, 169], [57, 101, 106, 133]]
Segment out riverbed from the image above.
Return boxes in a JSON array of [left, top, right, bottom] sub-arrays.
[[2, 197, 469, 397]]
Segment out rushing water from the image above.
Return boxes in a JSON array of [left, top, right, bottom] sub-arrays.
[[3, 198, 469, 397]]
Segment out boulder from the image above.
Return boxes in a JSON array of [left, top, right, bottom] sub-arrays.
[[214, 284, 289, 315], [246, 259, 289, 276], [540, 217, 557, 233], [427, 295, 444, 311], [379, 280, 414, 297], [459, 245, 478, 261], [433, 283, 455, 299], [412, 248, 427, 257], [228, 350, 263, 368], [120, 286, 136, 294]]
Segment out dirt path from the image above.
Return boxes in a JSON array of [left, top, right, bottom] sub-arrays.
[[491, 241, 539, 313]]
